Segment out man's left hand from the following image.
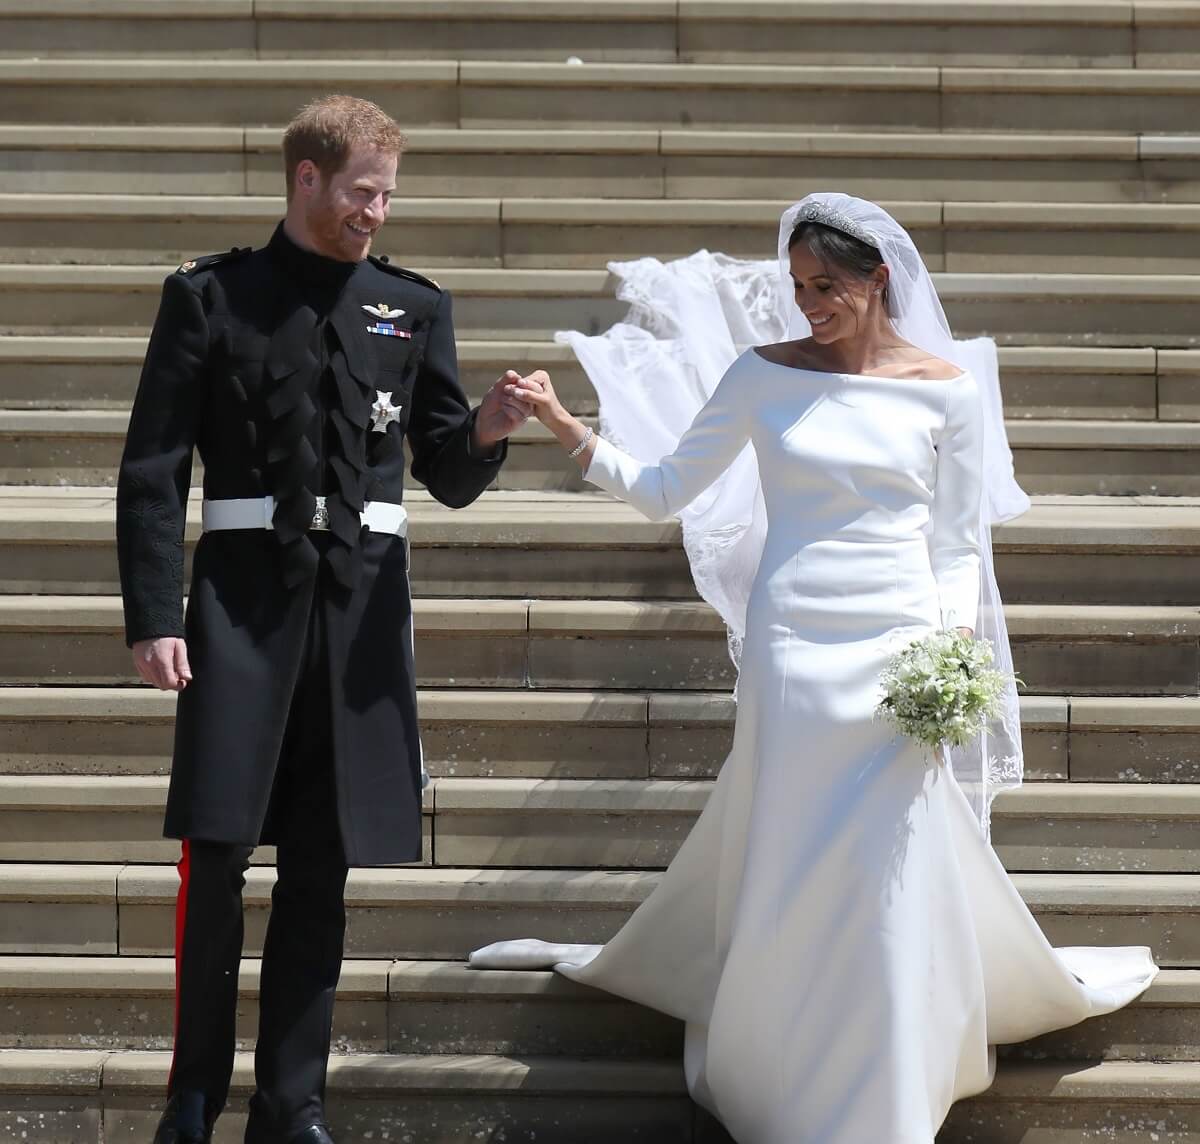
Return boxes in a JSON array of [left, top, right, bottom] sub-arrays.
[[472, 370, 539, 449]]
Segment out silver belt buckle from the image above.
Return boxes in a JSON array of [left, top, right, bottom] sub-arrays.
[[310, 495, 330, 531]]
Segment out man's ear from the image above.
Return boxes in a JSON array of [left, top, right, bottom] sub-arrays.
[[294, 159, 319, 199]]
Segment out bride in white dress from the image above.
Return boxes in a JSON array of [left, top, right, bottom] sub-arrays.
[[471, 195, 1157, 1144]]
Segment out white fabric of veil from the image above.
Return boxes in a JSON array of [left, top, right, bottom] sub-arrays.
[[557, 194, 1029, 834]]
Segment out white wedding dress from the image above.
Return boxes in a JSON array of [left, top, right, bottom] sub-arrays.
[[472, 349, 1157, 1144]]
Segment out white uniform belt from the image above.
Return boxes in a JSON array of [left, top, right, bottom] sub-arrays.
[[201, 495, 407, 537]]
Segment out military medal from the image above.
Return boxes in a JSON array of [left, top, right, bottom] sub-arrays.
[[363, 302, 406, 319], [371, 391, 403, 432], [366, 322, 411, 338]]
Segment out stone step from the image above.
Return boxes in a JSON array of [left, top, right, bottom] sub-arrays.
[[4, 489, 1200, 607], [0, 955, 677, 1058], [1, 596, 1197, 696], [0, 0, 682, 65], [454, 777, 1200, 874], [992, 495, 1200, 606], [9, 194, 1200, 273], [5, 1049, 1200, 1144], [1006, 968, 1200, 1064], [0, 263, 623, 340], [0, 595, 532, 690], [0, 334, 591, 413], [1007, 419, 1200, 496], [0, 685, 691, 781], [992, 783, 1200, 873], [0, 954, 1195, 1064], [6, 684, 1200, 784], [2, 0, 1183, 68], [6, 406, 1200, 494], [6, 126, 1200, 204], [940, 1058, 1200, 1143], [0, 194, 507, 268], [6, 683, 1174, 785], [5, 60, 1200, 134], [0, 1047, 699, 1144], [3, 775, 1199, 873], [1, 338, 1180, 424], [0, 774, 432, 865], [3, 264, 1199, 345], [662, 130, 1200, 206], [1, 864, 1196, 964]]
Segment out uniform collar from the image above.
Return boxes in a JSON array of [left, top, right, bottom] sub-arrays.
[[267, 221, 359, 290]]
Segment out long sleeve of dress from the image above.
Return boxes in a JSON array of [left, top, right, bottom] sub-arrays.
[[929, 372, 985, 632], [583, 364, 751, 521]]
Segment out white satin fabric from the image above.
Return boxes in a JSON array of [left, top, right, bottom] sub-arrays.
[[471, 351, 1157, 1144], [559, 234, 1024, 834]]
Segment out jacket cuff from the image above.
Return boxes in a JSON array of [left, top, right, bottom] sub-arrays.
[[464, 407, 508, 465], [124, 620, 185, 650]]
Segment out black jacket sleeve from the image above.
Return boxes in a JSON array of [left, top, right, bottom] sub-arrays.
[[116, 272, 209, 646], [407, 290, 506, 508]]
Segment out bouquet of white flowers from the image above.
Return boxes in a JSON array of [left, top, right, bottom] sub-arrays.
[[876, 630, 1016, 753]]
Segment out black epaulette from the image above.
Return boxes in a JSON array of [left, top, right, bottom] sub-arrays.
[[176, 246, 253, 276], [368, 253, 441, 292]]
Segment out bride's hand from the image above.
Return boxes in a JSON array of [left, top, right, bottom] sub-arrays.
[[508, 370, 597, 468], [505, 370, 562, 424]]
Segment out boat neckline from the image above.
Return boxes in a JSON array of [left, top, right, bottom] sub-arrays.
[[749, 347, 968, 383]]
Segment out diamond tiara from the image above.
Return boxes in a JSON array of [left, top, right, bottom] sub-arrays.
[[794, 201, 878, 250]]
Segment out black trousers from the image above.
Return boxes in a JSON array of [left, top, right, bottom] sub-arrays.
[[168, 594, 349, 1142]]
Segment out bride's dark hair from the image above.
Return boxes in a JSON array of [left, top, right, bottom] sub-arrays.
[[787, 220, 889, 310]]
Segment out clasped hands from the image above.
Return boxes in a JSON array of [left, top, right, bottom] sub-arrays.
[[471, 369, 554, 449]]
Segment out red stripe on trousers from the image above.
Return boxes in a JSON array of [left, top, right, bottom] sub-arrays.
[[167, 839, 192, 1093]]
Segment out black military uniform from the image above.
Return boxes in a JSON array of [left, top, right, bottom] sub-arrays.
[[117, 223, 506, 1143]]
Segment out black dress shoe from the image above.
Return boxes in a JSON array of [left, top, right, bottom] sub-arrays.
[[284, 1127, 335, 1144], [152, 1090, 218, 1144]]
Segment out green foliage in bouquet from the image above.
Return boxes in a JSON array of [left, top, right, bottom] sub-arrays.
[[876, 630, 1015, 752]]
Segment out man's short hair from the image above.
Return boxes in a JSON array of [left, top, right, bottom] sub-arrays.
[[282, 94, 407, 200]]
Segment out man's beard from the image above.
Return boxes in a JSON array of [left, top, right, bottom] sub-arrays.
[[307, 197, 370, 262]]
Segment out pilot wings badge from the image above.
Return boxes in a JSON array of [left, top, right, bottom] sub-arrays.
[[362, 302, 406, 320]]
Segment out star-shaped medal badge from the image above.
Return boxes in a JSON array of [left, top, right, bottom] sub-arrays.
[[371, 390, 403, 433]]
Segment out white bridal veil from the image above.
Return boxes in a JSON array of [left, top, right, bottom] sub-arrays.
[[557, 192, 1028, 833]]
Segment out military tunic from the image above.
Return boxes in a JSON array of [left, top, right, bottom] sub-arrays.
[[117, 223, 505, 865]]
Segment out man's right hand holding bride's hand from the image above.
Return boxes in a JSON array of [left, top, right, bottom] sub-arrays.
[[506, 371, 599, 469]]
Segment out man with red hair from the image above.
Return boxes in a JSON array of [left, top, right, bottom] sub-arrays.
[[118, 94, 531, 1144]]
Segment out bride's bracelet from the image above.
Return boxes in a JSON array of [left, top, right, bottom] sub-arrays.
[[567, 427, 594, 459]]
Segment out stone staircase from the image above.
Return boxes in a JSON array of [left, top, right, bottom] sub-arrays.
[[3, 1, 1200, 1140]]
